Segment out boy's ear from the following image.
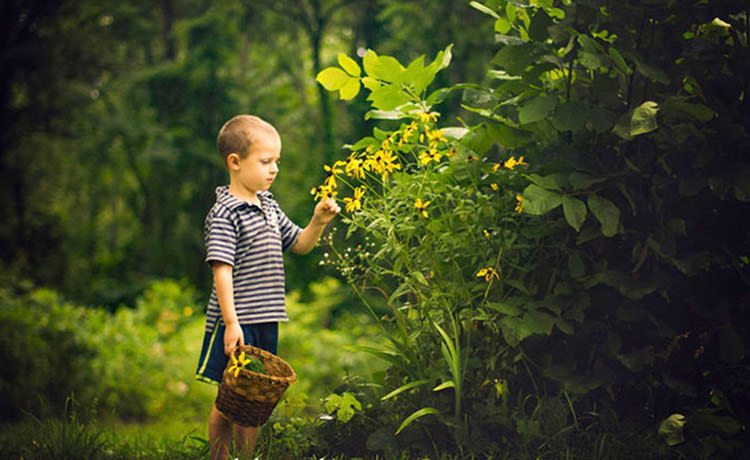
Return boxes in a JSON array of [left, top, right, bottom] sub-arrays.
[[226, 152, 241, 170]]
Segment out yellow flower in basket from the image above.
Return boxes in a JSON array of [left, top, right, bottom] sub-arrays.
[[228, 351, 252, 378]]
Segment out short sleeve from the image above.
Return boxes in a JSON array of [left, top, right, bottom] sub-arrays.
[[204, 209, 237, 266], [276, 204, 302, 251]]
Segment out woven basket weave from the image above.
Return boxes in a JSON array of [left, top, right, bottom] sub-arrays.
[[215, 344, 296, 427]]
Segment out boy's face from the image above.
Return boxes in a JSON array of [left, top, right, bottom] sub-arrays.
[[231, 130, 281, 196]]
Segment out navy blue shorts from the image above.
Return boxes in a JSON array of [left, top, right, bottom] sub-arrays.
[[195, 322, 278, 384]]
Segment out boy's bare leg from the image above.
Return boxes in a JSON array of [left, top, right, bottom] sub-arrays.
[[232, 424, 259, 458], [209, 402, 232, 460], [233, 424, 259, 458]]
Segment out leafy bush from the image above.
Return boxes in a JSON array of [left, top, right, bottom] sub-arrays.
[[314, 0, 750, 458], [0, 288, 98, 420]]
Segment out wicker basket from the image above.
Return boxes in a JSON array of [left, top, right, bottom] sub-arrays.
[[215, 344, 296, 427]]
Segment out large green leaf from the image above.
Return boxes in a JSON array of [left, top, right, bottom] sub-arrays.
[[528, 9, 552, 41], [613, 101, 660, 140], [367, 85, 411, 110], [552, 101, 589, 132], [562, 195, 587, 232], [522, 184, 562, 215], [587, 194, 620, 237], [519, 95, 557, 124], [492, 43, 536, 74], [363, 49, 404, 82], [316, 67, 350, 91]]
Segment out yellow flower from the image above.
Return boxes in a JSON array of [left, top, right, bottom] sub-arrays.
[[426, 129, 447, 147], [490, 183, 499, 191], [515, 194, 523, 213], [419, 147, 443, 166], [414, 198, 431, 218], [343, 186, 365, 213], [417, 111, 439, 123], [344, 155, 365, 179], [476, 267, 500, 282], [492, 163, 502, 172], [183, 306, 194, 317], [228, 351, 252, 377], [323, 163, 343, 187], [401, 121, 418, 144], [483, 229, 491, 239], [504, 156, 528, 170], [378, 150, 402, 179], [311, 185, 338, 201]]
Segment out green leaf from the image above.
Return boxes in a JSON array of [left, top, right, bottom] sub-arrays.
[[522, 184, 562, 215], [339, 78, 361, 100], [613, 101, 659, 140], [381, 379, 430, 401], [361, 76, 380, 91], [579, 51, 603, 70], [395, 407, 440, 435], [412, 271, 429, 286], [364, 110, 406, 120], [632, 55, 669, 84], [426, 87, 453, 106], [338, 53, 361, 77], [433, 381, 455, 392], [518, 95, 557, 124], [568, 172, 606, 189], [486, 301, 524, 316], [368, 85, 411, 111], [526, 173, 567, 191], [492, 43, 536, 74], [587, 194, 620, 237], [495, 17, 512, 34], [658, 414, 687, 446], [363, 49, 404, 82], [470, 1, 501, 19], [316, 67, 350, 91], [608, 47, 631, 75], [562, 195, 587, 232], [528, 9, 552, 41], [487, 69, 522, 80], [552, 101, 589, 132]]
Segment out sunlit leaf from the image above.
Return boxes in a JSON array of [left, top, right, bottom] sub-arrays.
[[613, 101, 659, 140], [338, 53, 361, 77], [316, 67, 350, 91]]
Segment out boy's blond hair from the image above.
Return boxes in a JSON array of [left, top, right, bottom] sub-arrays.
[[216, 115, 278, 165]]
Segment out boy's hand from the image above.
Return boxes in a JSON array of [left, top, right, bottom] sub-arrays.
[[312, 198, 340, 225], [224, 321, 244, 356]]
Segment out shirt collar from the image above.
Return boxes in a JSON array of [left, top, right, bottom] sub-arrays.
[[215, 186, 273, 211]]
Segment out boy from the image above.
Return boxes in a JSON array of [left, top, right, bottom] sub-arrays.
[[195, 114, 339, 460]]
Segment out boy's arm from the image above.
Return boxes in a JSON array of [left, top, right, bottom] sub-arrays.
[[212, 262, 244, 355], [291, 198, 340, 255]]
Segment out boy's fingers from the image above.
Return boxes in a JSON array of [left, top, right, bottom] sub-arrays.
[[324, 199, 340, 213]]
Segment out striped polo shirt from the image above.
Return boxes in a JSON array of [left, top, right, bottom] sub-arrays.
[[203, 186, 302, 331]]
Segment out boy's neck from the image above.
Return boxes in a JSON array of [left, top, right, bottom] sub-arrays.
[[228, 183, 261, 206]]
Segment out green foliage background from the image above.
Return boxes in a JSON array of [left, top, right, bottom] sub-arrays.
[[1, 0, 749, 459]]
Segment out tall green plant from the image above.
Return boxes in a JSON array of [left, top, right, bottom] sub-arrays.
[[316, 45, 552, 456]]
